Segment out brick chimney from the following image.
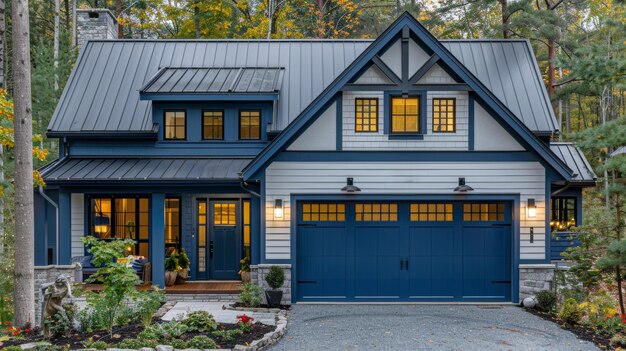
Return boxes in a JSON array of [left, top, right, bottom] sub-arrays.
[[76, 9, 118, 52]]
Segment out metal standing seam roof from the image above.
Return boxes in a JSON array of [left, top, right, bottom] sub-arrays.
[[40, 158, 252, 182], [48, 38, 557, 135], [549, 142, 597, 182], [141, 67, 285, 94]]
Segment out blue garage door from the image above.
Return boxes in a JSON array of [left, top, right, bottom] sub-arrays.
[[296, 202, 511, 302]]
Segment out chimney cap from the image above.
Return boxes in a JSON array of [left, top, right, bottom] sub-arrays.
[[76, 8, 118, 24]]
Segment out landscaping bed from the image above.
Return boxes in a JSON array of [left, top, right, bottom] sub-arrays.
[[523, 306, 613, 350], [231, 302, 291, 311], [2, 319, 275, 350]]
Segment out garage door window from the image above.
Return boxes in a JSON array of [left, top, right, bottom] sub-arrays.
[[355, 203, 398, 222], [410, 203, 453, 221], [463, 203, 505, 221], [302, 203, 345, 222]]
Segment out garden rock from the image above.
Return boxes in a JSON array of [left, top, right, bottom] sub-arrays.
[[155, 346, 174, 351], [523, 296, 537, 308], [19, 341, 52, 349]]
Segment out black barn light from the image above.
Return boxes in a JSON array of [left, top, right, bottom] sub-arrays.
[[341, 178, 361, 193], [453, 177, 474, 193]]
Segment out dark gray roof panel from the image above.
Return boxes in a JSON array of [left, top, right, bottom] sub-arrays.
[[49, 39, 556, 134], [441, 40, 558, 132], [550, 143, 596, 182], [41, 158, 252, 182], [141, 67, 284, 94]]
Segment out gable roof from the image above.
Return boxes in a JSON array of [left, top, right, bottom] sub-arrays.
[[48, 36, 557, 136], [241, 12, 573, 180], [550, 143, 596, 183]]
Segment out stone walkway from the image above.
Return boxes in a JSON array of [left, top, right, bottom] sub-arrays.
[[161, 301, 277, 326]]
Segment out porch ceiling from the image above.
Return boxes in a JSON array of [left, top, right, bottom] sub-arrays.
[[40, 157, 252, 183]]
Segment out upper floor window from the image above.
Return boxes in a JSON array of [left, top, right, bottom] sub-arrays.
[[432, 98, 456, 133], [551, 197, 577, 232], [239, 110, 261, 140], [164, 110, 186, 140], [202, 110, 224, 140], [391, 96, 420, 133], [355, 98, 378, 132]]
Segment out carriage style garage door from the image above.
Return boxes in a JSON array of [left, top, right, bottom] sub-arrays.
[[296, 201, 512, 302]]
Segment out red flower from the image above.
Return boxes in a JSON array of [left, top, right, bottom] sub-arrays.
[[237, 314, 255, 324], [621, 313, 625, 319], [11, 331, 18, 336], [3, 321, 9, 326], [24, 328, 30, 333]]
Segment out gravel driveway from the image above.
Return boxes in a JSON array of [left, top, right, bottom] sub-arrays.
[[269, 304, 599, 351]]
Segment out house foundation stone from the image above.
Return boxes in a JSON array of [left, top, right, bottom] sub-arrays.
[[519, 264, 556, 302]]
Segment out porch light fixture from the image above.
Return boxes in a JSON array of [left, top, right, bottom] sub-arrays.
[[453, 177, 473, 193], [527, 199, 537, 218], [274, 199, 283, 219], [93, 215, 110, 235], [341, 178, 361, 193]]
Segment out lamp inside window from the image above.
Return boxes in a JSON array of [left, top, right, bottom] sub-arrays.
[[274, 199, 283, 219]]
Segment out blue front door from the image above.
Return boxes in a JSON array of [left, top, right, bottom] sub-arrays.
[[296, 201, 512, 302], [209, 200, 241, 280]]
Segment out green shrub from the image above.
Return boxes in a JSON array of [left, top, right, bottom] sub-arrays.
[[558, 298, 582, 324], [32, 345, 69, 351], [213, 328, 244, 342], [239, 282, 263, 307], [167, 338, 188, 349], [44, 311, 72, 338], [185, 335, 217, 349], [136, 290, 166, 328], [146, 321, 189, 340], [3, 346, 23, 351], [165, 255, 179, 272], [81, 340, 109, 350], [239, 256, 250, 274], [181, 310, 218, 332], [177, 250, 190, 270], [265, 266, 285, 290], [611, 334, 626, 348], [536, 290, 557, 312], [116, 337, 157, 349]]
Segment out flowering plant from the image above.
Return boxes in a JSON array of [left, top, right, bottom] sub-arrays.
[[237, 314, 256, 333], [2, 321, 31, 338]]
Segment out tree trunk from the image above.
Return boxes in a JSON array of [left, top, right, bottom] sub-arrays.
[[499, 0, 509, 39], [54, 0, 60, 91], [194, 1, 200, 39], [0, 0, 5, 89], [64, 0, 69, 32], [116, 0, 123, 38], [12, 0, 35, 328], [317, 0, 325, 38], [547, 38, 555, 96], [0, 145, 4, 255], [70, 0, 76, 47]]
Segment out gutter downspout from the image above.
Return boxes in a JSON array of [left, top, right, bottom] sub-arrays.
[[239, 174, 261, 198], [39, 185, 59, 264], [551, 180, 571, 197]]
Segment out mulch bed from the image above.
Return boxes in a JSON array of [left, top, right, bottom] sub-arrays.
[[232, 302, 291, 311], [522, 306, 613, 350], [2, 322, 275, 350]]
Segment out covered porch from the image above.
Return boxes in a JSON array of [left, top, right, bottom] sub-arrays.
[[35, 157, 261, 288]]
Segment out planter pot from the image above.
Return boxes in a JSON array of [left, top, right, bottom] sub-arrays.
[[176, 269, 189, 285], [240, 271, 251, 282], [265, 290, 283, 308], [165, 271, 177, 287]]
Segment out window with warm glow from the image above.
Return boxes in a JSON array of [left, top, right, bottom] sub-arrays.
[[391, 96, 420, 133], [463, 203, 505, 221], [551, 197, 577, 232], [243, 200, 251, 259], [165, 198, 181, 251], [432, 98, 456, 132], [164, 110, 186, 140], [410, 203, 453, 222], [203, 110, 224, 140], [214, 203, 237, 225], [89, 196, 150, 257], [239, 110, 261, 140], [355, 98, 378, 132]]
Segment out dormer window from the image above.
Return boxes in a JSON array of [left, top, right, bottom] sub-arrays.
[[391, 96, 420, 133], [239, 110, 261, 140], [203, 110, 224, 140], [164, 110, 186, 140]]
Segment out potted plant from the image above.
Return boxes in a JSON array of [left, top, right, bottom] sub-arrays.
[[239, 256, 251, 282], [165, 255, 179, 287], [175, 249, 191, 284], [264, 266, 284, 308]]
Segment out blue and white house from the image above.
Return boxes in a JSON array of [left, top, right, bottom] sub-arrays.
[[35, 10, 595, 304]]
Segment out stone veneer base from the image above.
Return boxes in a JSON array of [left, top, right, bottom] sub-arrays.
[[519, 264, 556, 302]]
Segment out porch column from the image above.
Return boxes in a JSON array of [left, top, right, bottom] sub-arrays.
[[250, 196, 260, 265], [58, 190, 72, 264], [151, 193, 165, 288]]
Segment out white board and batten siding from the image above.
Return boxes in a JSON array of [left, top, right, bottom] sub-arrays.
[[265, 162, 547, 261], [71, 193, 85, 258]]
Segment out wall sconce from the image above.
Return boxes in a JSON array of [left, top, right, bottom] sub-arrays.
[[453, 177, 473, 193], [274, 199, 283, 219], [94, 215, 110, 236], [341, 178, 361, 193], [527, 199, 536, 218]]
